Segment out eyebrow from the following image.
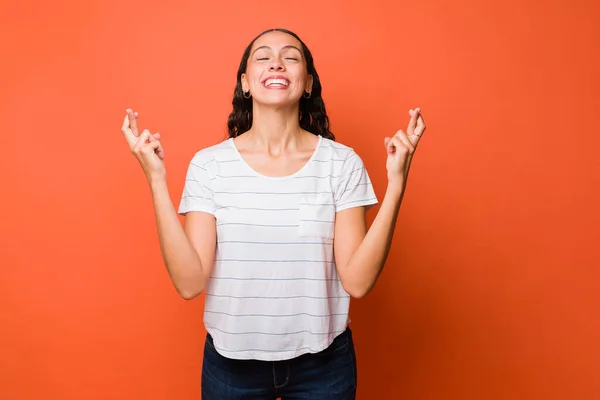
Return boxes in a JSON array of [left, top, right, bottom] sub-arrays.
[[251, 45, 302, 57]]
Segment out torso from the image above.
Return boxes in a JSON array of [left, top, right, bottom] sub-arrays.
[[177, 135, 378, 361]]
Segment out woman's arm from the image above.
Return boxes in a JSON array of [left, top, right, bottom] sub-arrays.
[[334, 108, 426, 298], [333, 182, 404, 298], [122, 109, 215, 300], [150, 179, 216, 300]]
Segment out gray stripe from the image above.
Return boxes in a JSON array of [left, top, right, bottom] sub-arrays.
[[205, 325, 345, 336], [205, 310, 346, 318], [210, 277, 338, 281], [206, 294, 348, 300]]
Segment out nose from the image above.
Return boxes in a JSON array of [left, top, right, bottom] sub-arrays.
[[269, 60, 285, 71]]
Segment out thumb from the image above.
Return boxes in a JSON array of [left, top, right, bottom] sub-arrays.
[[384, 137, 391, 149]]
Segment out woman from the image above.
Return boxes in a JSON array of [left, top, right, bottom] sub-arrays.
[[121, 28, 425, 400]]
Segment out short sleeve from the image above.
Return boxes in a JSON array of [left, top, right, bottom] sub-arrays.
[[334, 150, 378, 212], [178, 156, 215, 216]]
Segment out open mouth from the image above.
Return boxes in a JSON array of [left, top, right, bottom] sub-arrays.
[[262, 77, 290, 88]]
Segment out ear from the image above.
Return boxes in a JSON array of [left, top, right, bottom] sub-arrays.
[[305, 74, 314, 92], [241, 73, 248, 92]]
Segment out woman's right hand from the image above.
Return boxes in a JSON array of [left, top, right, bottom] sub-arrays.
[[121, 109, 166, 183]]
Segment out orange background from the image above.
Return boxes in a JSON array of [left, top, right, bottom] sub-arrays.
[[1, 0, 599, 398]]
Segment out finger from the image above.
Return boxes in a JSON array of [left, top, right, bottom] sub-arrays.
[[409, 115, 426, 147], [387, 136, 409, 156], [413, 115, 426, 136], [153, 133, 165, 159], [141, 138, 165, 159], [407, 107, 420, 135], [384, 137, 391, 149], [121, 114, 136, 146], [133, 129, 153, 152], [147, 133, 161, 151], [141, 131, 158, 142], [143, 139, 161, 152], [391, 130, 414, 153], [136, 130, 165, 159], [126, 109, 140, 136]]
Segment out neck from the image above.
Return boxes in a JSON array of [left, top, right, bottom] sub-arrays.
[[246, 103, 303, 152]]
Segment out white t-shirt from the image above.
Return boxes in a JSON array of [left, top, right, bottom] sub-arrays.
[[178, 135, 378, 361]]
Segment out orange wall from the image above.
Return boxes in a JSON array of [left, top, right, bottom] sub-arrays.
[[1, 0, 599, 398]]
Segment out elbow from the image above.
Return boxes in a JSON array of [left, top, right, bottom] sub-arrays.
[[348, 288, 369, 299], [179, 291, 199, 300], [177, 286, 204, 300], [343, 282, 371, 299], [170, 269, 206, 300], [339, 267, 375, 299]]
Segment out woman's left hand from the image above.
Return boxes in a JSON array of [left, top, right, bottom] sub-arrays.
[[384, 107, 426, 188]]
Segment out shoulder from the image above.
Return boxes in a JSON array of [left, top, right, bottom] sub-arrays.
[[318, 137, 359, 161], [187, 139, 235, 168], [319, 137, 365, 167]]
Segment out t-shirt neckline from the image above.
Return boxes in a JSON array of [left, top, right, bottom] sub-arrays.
[[227, 135, 323, 180]]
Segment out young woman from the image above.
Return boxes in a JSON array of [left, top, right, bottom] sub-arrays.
[[121, 28, 426, 400]]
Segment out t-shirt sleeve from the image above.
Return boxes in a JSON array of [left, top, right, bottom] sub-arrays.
[[334, 150, 378, 212], [178, 155, 215, 216]]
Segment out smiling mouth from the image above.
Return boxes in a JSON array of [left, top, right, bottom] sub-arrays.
[[262, 78, 290, 88]]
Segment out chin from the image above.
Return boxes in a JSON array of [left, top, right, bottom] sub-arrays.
[[254, 94, 302, 108]]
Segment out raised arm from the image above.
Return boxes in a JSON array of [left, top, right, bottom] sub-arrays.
[[334, 108, 426, 298], [121, 109, 216, 300]]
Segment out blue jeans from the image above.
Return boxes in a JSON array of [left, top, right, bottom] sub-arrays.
[[201, 328, 357, 399]]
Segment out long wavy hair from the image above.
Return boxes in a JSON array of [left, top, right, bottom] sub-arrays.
[[226, 28, 334, 141]]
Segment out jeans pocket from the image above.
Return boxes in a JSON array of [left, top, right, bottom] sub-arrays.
[[204, 333, 218, 353]]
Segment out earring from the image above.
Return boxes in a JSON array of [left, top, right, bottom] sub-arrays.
[[243, 91, 251, 99], [303, 91, 312, 99]]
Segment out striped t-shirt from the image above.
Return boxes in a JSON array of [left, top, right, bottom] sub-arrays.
[[178, 135, 378, 361]]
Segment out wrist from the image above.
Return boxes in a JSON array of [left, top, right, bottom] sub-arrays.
[[386, 179, 405, 197], [148, 174, 168, 192]]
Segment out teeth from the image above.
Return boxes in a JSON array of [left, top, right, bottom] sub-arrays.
[[265, 79, 289, 87]]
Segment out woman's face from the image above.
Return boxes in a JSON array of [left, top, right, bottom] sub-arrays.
[[241, 31, 313, 107]]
